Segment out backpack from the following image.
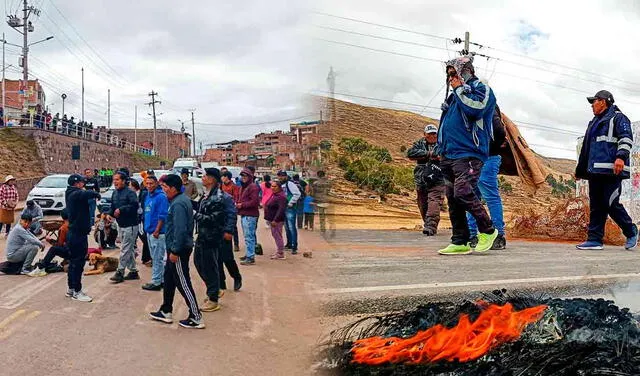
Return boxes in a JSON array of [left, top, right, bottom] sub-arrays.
[[284, 181, 301, 207], [490, 104, 506, 153]]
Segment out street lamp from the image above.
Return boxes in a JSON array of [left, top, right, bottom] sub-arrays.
[[27, 36, 53, 48], [61, 93, 67, 117]]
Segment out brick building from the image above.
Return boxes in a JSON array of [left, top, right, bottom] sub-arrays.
[[2, 79, 46, 118], [202, 120, 326, 171], [107, 128, 191, 161]]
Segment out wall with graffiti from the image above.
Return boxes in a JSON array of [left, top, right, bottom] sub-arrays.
[[576, 121, 640, 221]]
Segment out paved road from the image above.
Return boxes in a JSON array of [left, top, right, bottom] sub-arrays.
[[318, 230, 640, 315], [0, 223, 328, 376]]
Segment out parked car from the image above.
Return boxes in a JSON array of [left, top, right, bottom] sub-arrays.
[[27, 174, 71, 212]]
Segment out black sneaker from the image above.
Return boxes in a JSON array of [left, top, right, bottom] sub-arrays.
[[423, 228, 436, 236], [179, 317, 205, 329], [239, 256, 247, 261], [469, 236, 479, 249], [240, 258, 255, 265], [491, 234, 507, 250], [149, 310, 173, 324], [124, 271, 140, 280], [234, 277, 242, 291], [291, 249, 298, 255], [142, 283, 162, 291], [110, 270, 124, 284]]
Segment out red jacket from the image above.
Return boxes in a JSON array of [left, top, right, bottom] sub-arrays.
[[237, 168, 260, 217], [221, 181, 240, 202]]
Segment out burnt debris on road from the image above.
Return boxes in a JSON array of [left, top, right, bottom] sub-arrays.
[[318, 290, 640, 376]]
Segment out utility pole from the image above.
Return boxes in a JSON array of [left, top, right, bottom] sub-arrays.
[[134, 105, 137, 150], [464, 31, 470, 55], [22, 0, 28, 113], [81, 67, 84, 123], [107, 89, 111, 129], [189, 109, 196, 157], [147, 91, 160, 156], [2, 32, 5, 127]]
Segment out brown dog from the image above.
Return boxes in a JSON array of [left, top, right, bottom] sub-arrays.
[[84, 253, 119, 276]]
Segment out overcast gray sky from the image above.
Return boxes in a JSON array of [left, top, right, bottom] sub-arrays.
[[7, 0, 640, 159], [4, 0, 314, 152], [308, 0, 640, 159]]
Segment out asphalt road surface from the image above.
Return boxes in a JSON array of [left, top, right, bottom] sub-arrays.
[[0, 222, 329, 376], [318, 230, 640, 316]]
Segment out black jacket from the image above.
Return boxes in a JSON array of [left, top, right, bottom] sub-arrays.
[[196, 187, 236, 245], [138, 188, 148, 224], [490, 105, 507, 156], [109, 187, 139, 228], [407, 138, 443, 188], [166, 193, 194, 255], [66, 186, 101, 235], [84, 177, 100, 193]]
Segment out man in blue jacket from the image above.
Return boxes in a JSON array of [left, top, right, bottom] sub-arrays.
[[575, 90, 637, 250], [437, 55, 498, 255], [141, 175, 169, 291], [150, 174, 204, 329]]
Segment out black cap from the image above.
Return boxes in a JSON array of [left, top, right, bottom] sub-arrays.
[[180, 168, 190, 175], [587, 90, 614, 104], [68, 174, 84, 186], [277, 170, 288, 177], [21, 213, 33, 221], [146, 169, 155, 176], [205, 168, 221, 181], [26, 200, 34, 207]]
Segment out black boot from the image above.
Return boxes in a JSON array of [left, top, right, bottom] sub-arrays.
[[234, 277, 242, 291], [124, 271, 140, 280], [110, 270, 125, 283]]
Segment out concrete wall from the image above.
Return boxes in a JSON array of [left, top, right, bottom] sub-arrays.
[[5, 128, 167, 196], [108, 128, 191, 161]]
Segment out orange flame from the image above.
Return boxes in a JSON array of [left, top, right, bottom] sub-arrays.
[[351, 302, 547, 365]]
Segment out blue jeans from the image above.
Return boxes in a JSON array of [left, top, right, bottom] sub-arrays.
[[468, 155, 505, 237], [147, 233, 166, 285], [284, 207, 298, 250], [88, 199, 97, 227], [241, 216, 258, 259]]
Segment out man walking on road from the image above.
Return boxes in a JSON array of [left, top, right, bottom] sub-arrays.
[[109, 172, 140, 283], [149, 174, 204, 329], [437, 55, 498, 255], [194, 168, 238, 311], [83, 168, 100, 228], [221, 171, 241, 252], [141, 175, 169, 291], [277, 171, 301, 254], [237, 168, 260, 265], [576, 90, 638, 251], [407, 124, 445, 236], [65, 174, 101, 302]]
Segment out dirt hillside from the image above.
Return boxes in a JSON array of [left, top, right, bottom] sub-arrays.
[[319, 97, 577, 230], [0, 128, 46, 179]]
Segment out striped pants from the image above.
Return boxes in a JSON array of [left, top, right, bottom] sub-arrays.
[[160, 250, 202, 321]]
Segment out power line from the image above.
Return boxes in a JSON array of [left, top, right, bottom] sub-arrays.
[[313, 11, 450, 41], [316, 38, 444, 64], [195, 113, 317, 127], [315, 25, 449, 53]]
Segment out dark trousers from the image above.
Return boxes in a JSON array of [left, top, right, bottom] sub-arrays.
[[99, 229, 117, 248], [587, 177, 636, 242], [232, 223, 240, 250], [67, 230, 88, 292], [416, 183, 445, 232], [219, 239, 242, 290], [297, 204, 304, 229], [441, 158, 494, 245], [304, 212, 315, 229], [160, 250, 201, 321], [42, 246, 69, 266], [139, 231, 151, 263], [194, 240, 220, 303]]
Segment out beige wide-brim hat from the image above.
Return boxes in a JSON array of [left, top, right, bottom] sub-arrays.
[[4, 175, 15, 183]]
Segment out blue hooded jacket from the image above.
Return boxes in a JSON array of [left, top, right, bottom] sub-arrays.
[[144, 186, 169, 234], [437, 77, 497, 161]]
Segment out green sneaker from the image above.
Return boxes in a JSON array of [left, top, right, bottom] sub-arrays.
[[438, 244, 472, 255], [475, 230, 499, 253]]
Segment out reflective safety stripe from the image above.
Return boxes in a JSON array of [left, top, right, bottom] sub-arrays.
[[618, 144, 632, 152], [454, 84, 492, 110], [596, 135, 618, 143], [619, 137, 633, 145], [609, 188, 620, 207], [593, 162, 630, 172]]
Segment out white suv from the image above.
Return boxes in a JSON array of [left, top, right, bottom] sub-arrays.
[[27, 174, 71, 212]]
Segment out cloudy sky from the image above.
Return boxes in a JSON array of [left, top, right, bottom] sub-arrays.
[[6, 0, 640, 159], [307, 0, 640, 159], [3, 0, 314, 153]]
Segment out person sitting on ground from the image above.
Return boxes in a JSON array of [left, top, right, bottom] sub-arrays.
[[36, 209, 70, 271], [95, 212, 118, 249], [5, 213, 46, 276], [21, 200, 44, 236]]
